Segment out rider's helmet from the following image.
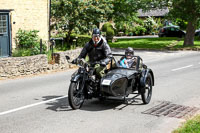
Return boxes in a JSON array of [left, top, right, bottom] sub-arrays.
[[92, 28, 101, 46], [125, 47, 134, 59], [92, 28, 101, 37]]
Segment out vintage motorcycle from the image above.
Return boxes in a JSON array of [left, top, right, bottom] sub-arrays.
[[66, 54, 154, 110]]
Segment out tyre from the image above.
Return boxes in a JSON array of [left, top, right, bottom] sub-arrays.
[[98, 96, 106, 102], [68, 81, 85, 110], [141, 73, 153, 104]]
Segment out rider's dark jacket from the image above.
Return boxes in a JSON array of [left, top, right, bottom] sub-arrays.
[[78, 37, 112, 64]]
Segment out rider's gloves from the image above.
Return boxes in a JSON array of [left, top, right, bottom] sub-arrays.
[[72, 58, 79, 64]]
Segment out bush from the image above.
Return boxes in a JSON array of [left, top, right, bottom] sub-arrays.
[[70, 34, 90, 47], [101, 22, 115, 41], [132, 26, 146, 36], [12, 44, 47, 57], [144, 18, 154, 34], [13, 29, 47, 57], [16, 29, 39, 48], [12, 49, 32, 57], [106, 27, 115, 39]]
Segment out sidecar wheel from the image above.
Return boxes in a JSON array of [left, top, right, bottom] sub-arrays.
[[98, 97, 106, 102], [68, 82, 85, 110], [141, 73, 152, 104]]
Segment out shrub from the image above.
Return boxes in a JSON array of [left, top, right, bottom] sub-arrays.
[[13, 29, 47, 57], [132, 26, 146, 36], [12, 49, 31, 57], [144, 18, 154, 34], [70, 34, 90, 47], [16, 29, 39, 48], [102, 22, 115, 41]]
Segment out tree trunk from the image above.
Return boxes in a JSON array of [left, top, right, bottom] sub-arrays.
[[66, 30, 72, 44], [184, 20, 196, 46]]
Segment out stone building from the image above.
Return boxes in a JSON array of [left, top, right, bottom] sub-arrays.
[[0, 0, 50, 57]]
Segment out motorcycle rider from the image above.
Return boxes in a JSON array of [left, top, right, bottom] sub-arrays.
[[120, 47, 136, 68], [73, 28, 112, 78]]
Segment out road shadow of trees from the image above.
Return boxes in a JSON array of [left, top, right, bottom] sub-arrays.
[[42, 95, 144, 112]]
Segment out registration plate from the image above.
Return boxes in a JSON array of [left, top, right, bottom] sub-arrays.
[[101, 79, 111, 85]]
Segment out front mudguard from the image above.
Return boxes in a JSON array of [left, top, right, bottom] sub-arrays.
[[139, 68, 154, 94], [71, 74, 81, 82]]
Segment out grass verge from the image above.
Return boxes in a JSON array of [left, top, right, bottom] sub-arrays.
[[110, 37, 200, 50], [173, 114, 200, 133]]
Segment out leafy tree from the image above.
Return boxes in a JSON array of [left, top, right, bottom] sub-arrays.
[[111, 0, 144, 33], [111, 0, 150, 22], [51, 0, 113, 43], [145, 0, 200, 46], [168, 0, 200, 46]]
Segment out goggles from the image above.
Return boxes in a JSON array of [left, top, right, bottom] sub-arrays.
[[92, 34, 100, 38]]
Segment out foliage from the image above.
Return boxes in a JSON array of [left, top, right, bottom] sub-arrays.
[[51, 0, 158, 40], [51, 0, 113, 43], [70, 34, 90, 47], [16, 29, 39, 49], [12, 49, 32, 57], [106, 27, 115, 40], [102, 23, 113, 32], [163, 0, 200, 46], [142, 0, 200, 46], [173, 115, 200, 133], [143, 17, 159, 34], [14, 29, 46, 57], [51, 0, 166, 40], [132, 25, 146, 36], [115, 15, 143, 35], [111, 0, 147, 23], [101, 22, 115, 41], [173, 18, 187, 30], [197, 21, 200, 29]]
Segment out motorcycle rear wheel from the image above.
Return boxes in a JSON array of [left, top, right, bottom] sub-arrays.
[[68, 82, 85, 110]]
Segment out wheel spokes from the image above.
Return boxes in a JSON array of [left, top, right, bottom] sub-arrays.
[[144, 79, 151, 99], [72, 82, 84, 106]]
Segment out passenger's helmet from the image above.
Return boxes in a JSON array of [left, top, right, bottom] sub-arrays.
[[125, 47, 134, 59]]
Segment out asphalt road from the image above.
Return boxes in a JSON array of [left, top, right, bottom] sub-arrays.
[[0, 50, 200, 133]]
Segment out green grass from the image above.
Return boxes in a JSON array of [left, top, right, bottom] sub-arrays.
[[173, 40, 200, 49], [173, 114, 200, 133], [110, 37, 200, 50]]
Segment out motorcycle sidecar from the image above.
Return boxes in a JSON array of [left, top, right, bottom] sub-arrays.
[[100, 54, 154, 104]]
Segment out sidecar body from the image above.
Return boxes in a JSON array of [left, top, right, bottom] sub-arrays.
[[100, 54, 154, 104]]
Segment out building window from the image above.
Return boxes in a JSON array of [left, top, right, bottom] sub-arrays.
[[0, 15, 7, 34]]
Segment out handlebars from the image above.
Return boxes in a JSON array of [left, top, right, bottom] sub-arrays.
[[65, 55, 106, 67]]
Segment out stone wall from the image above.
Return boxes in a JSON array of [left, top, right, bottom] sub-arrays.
[[53, 48, 82, 69], [0, 55, 48, 78], [0, 48, 81, 79]]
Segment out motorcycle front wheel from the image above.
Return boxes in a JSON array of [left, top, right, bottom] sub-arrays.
[[68, 81, 85, 110]]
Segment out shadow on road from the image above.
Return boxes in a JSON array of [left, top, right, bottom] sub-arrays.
[[80, 97, 144, 111], [42, 95, 144, 112], [42, 95, 73, 112]]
